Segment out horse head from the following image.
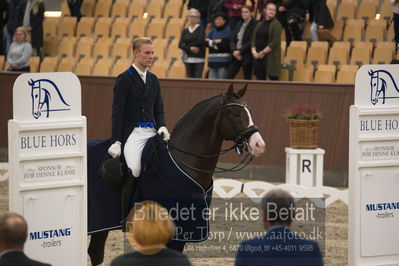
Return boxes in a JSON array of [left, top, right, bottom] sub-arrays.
[[219, 84, 265, 157], [29, 79, 43, 119], [369, 69, 387, 105]]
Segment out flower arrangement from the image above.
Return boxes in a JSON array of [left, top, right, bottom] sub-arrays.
[[284, 104, 321, 149], [284, 104, 321, 120]]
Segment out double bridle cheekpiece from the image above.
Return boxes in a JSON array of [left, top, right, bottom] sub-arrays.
[[220, 93, 259, 156], [168, 93, 260, 173]]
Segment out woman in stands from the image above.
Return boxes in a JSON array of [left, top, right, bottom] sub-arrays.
[[205, 12, 232, 79], [179, 8, 206, 78], [226, 5, 256, 80], [6, 26, 32, 72], [251, 2, 282, 81]]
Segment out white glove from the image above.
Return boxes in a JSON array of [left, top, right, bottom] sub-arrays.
[[157, 126, 170, 141], [108, 141, 121, 158]]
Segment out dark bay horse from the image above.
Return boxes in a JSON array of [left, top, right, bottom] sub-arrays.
[[88, 84, 265, 265]]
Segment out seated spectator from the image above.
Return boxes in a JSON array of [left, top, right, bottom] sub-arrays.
[[235, 189, 324, 266], [251, 3, 282, 80], [110, 201, 192, 266], [6, 26, 32, 72], [309, 0, 334, 41], [224, 0, 255, 30], [206, 12, 232, 79], [279, 0, 311, 43], [0, 212, 52, 266], [179, 8, 206, 78], [227, 5, 256, 80]]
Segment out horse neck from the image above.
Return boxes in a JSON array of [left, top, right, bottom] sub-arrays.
[[169, 99, 223, 189], [378, 71, 399, 92]]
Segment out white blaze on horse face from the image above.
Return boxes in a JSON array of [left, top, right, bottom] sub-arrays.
[[244, 107, 265, 157]]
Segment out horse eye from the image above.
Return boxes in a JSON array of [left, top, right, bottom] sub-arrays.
[[35, 95, 38, 98], [233, 111, 241, 117]]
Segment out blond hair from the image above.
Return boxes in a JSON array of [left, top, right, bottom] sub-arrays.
[[126, 201, 175, 250], [132, 37, 153, 52], [13, 27, 30, 42]]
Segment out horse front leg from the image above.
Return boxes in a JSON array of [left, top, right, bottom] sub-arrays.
[[88, 231, 109, 266]]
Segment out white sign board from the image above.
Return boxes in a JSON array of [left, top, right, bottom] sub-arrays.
[[8, 73, 87, 266], [349, 65, 399, 265], [285, 148, 324, 187]]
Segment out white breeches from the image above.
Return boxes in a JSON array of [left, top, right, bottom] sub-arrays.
[[124, 127, 157, 177]]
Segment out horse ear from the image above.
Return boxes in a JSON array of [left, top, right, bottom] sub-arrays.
[[226, 83, 234, 97], [236, 84, 248, 99]]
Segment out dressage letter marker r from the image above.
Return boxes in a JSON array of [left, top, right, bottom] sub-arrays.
[[302, 159, 311, 173]]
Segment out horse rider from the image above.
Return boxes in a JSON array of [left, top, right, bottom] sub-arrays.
[[107, 37, 170, 223]]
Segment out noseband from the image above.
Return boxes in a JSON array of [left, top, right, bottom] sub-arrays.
[[220, 93, 259, 155]]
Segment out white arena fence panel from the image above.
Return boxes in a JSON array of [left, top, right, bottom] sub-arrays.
[[213, 178, 348, 208], [0, 162, 8, 182], [1, 169, 349, 208]]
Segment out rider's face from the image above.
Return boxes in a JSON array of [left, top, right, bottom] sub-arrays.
[[134, 44, 154, 70]]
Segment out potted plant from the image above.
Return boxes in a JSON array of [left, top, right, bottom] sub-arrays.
[[284, 104, 321, 149]]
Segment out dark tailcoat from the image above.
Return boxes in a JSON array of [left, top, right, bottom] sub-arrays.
[[0, 251, 52, 266], [111, 66, 165, 145]]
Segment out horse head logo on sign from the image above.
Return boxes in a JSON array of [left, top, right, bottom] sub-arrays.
[[28, 79, 71, 119], [368, 69, 399, 105]]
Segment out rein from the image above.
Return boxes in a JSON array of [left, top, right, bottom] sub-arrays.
[[168, 142, 236, 158], [168, 93, 259, 174], [170, 151, 253, 174]]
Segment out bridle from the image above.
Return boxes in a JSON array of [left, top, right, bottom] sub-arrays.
[[167, 93, 260, 173], [220, 93, 259, 156]]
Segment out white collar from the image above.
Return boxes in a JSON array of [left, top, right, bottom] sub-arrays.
[[188, 24, 200, 33], [132, 63, 147, 78]]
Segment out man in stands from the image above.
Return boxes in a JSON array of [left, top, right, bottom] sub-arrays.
[[0, 212, 51, 266], [235, 189, 324, 266]]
